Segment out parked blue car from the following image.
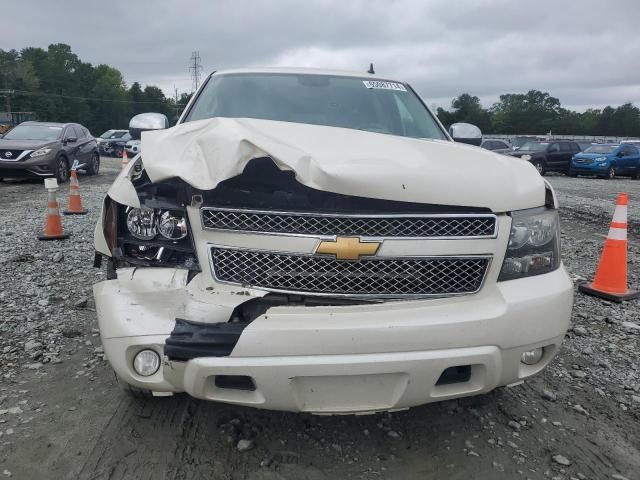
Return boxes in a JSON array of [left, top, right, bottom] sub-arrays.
[[569, 144, 640, 179]]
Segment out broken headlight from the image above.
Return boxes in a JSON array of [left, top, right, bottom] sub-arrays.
[[157, 210, 188, 240], [498, 207, 560, 281], [126, 207, 188, 241]]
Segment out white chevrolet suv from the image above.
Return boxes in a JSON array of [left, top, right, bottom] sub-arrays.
[[93, 68, 573, 414]]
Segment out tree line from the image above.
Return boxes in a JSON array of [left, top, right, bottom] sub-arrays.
[[2, 44, 639, 137], [0, 44, 192, 135], [436, 92, 640, 137]]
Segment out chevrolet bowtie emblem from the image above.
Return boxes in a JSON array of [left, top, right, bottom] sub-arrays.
[[315, 236, 381, 261]]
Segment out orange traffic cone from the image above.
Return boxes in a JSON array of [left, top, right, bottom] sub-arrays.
[[38, 178, 71, 241], [121, 149, 129, 169], [63, 169, 88, 215], [579, 193, 638, 302]]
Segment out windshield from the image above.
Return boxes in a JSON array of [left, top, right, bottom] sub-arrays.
[[100, 130, 115, 138], [184, 73, 447, 140], [584, 145, 618, 154], [519, 142, 548, 152], [3, 125, 62, 141]]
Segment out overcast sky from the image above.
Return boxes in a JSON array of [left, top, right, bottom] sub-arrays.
[[5, 0, 640, 111]]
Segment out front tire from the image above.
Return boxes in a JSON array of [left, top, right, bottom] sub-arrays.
[[54, 156, 70, 183], [532, 160, 546, 176], [118, 377, 153, 398], [86, 152, 100, 176], [606, 166, 616, 180]]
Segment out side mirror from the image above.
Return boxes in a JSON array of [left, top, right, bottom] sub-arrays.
[[448, 123, 482, 146], [129, 113, 169, 140], [617, 151, 625, 157], [66, 137, 77, 143]]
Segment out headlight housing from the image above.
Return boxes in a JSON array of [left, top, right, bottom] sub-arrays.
[[126, 207, 157, 240], [125, 207, 188, 241], [157, 210, 188, 240], [30, 147, 52, 158], [498, 207, 560, 281], [521, 154, 532, 161], [595, 156, 608, 163]]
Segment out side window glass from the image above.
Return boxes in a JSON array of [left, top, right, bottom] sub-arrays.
[[548, 144, 559, 153], [73, 126, 84, 138], [559, 143, 570, 153]]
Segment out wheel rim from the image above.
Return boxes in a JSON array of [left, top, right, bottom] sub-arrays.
[[609, 167, 615, 179], [58, 159, 68, 181], [92, 155, 100, 173]]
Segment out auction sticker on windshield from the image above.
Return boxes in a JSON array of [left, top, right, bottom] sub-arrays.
[[362, 80, 407, 92]]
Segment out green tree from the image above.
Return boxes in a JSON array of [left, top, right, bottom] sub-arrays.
[[437, 94, 491, 132]]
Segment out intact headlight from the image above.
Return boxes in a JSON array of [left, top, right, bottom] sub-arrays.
[[521, 154, 531, 161], [595, 156, 608, 162], [498, 207, 560, 281], [30, 147, 52, 158], [126, 207, 157, 240]]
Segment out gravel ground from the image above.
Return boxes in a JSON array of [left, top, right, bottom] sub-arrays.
[[0, 163, 639, 480]]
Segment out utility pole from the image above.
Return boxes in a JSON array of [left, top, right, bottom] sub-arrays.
[[189, 51, 202, 93], [174, 86, 180, 120]]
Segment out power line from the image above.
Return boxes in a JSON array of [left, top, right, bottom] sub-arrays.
[[189, 51, 202, 93], [6, 89, 188, 106]]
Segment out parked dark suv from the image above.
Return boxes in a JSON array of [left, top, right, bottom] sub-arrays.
[[0, 121, 100, 182], [507, 140, 581, 175]]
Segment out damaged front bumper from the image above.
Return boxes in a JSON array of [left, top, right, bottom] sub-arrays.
[[94, 265, 573, 413]]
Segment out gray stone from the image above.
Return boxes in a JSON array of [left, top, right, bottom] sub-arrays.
[[621, 322, 640, 332], [237, 439, 254, 452], [74, 297, 88, 308], [573, 326, 588, 336], [572, 404, 589, 416], [542, 389, 557, 401], [552, 454, 571, 466], [24, 340, 42, 352]]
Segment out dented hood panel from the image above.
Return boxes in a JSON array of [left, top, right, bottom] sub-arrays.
[[142, 118, 545, 212]]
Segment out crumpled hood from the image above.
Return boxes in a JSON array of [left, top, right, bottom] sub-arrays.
[[141, 117, 546, 212]]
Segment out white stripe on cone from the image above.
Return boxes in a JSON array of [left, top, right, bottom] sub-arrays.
[[607, 227, 627, 241], [612, 205, 628, 223]]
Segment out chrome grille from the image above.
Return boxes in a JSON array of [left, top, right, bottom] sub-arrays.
[[201, 208, 496, 238], [574, 158, 594, 165], [210, 246, 490, 297]]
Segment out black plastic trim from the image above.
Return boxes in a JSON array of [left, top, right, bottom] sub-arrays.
[[165, 318, 249, 361]]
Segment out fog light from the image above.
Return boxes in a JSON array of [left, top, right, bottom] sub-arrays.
[[520, 347, 544, 365], [133, 349, 160, 376]]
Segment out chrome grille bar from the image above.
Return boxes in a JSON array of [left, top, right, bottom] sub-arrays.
[[201, 207, 497, 239], [210, 246, 491, 298]]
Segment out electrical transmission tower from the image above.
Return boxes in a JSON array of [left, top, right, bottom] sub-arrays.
[[189, 51, 202, 92]]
